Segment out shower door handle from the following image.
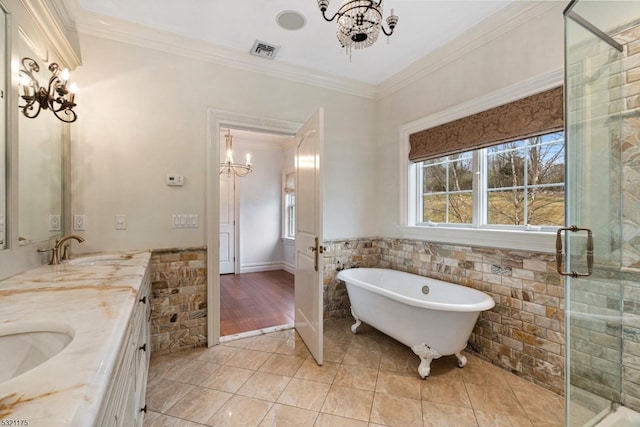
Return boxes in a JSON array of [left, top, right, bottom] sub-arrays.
[[555, 225, 594, 278]]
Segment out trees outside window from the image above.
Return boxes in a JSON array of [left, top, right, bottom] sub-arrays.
[[418, 132, 564, 228], [421, 152, 473, 224]]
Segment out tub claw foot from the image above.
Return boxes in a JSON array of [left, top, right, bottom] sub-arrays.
[[350, 307, 361, 334], [455, 352, 467, 368], [411, 344, 442, 379]]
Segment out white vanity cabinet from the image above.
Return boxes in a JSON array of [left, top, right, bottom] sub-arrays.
[[96, 269, 152, 427]]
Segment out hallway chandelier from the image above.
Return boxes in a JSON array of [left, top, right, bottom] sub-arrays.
[[317, 0, 398, 54], [18, 57, 78, 123], [219, 129, 253, 177]]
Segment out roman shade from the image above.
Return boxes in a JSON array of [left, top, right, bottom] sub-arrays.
[[408, 86, 564, 162], [284, 171, 295, 193]]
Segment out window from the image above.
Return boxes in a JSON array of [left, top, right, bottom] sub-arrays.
[[282, 170, 295, 238], [419, 152, 473, 224], [417, 131, 565, 229], [486, 133, 565, 227], [284, 193, 295, 238]]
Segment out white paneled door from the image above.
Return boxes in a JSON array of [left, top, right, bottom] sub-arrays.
[[294, 109, 324, 365], [219, 173, 235, 274]]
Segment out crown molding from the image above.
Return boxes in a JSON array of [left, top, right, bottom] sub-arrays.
[[49, 0, 562, 101], [20, 0, 81, 69], [375, 1, 564, 99], [52, 0, 376, 99]]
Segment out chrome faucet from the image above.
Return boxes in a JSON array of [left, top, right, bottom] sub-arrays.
[[39, 234, 85, 265]]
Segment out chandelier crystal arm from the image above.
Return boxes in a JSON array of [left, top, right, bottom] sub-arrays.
[[317, 0, 338, 21], [317, 0, 398, 53], [381, 9, 398, 36]]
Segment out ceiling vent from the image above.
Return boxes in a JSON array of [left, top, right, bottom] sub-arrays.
[[250, 40, 280, 60]]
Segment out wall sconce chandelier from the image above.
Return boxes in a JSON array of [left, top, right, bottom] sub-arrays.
[[19, 57, 78, 123], [219, 129, 253, 177], [317, 0, 398, 54]]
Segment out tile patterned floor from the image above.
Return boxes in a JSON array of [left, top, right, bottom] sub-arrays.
[[144, 319, 565, 427]]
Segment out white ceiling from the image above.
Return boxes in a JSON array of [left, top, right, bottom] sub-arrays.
[[74, 0, 515, 86]]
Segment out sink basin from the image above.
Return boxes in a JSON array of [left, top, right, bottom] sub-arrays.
[[0, 323, 74, 383], [68, 253, 134, 266]]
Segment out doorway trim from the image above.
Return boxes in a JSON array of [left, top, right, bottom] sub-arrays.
[[206, 109, 302, 347], [219, 171, 239, 275]]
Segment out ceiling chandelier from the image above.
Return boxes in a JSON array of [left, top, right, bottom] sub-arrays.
[[18, 57, 78, 123], [219, 129, 253, 177], [317, 0, 398, 54]]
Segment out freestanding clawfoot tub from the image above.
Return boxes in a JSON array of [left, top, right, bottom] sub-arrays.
[[337, 268, 495, 378]]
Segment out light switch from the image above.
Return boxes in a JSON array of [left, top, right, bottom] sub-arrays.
[[172, 214, 199, 228], [115, 214, 127, 230]]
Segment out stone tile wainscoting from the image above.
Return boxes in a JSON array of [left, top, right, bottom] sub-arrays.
[[147, 240, 565, 396], [323, 238, 380, 319], [323, 238, 565, 395], [150, 248, 207, 355]]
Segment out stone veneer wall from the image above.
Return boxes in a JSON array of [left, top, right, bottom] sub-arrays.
[[323, 238, 565, 395], [323, 238, 381, 319], [146, 240, 566, 394], [149, 248, 207, 355]]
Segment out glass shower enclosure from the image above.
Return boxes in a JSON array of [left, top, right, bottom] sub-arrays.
[[564, 1, 640, 425]]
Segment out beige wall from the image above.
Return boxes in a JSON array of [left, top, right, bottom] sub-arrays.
[[69, 34, 378, 253], [375, 2, 566, 238]]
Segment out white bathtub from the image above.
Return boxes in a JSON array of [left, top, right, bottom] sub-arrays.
[[337, 268, 495, 378]]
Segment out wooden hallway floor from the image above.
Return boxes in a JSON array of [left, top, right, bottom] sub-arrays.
[[220, 270, 294, 337]]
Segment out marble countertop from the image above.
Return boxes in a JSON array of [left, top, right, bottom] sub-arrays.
[[0, 250, 151, 426]]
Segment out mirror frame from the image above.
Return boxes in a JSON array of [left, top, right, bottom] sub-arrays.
[[0, 0, 80, 280]]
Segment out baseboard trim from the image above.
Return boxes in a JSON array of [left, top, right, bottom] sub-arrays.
[[283, 262, 295, 274], [240, 262, 286, 274]]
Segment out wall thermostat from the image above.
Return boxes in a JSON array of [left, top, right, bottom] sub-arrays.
[[166, 174, 184, 186]]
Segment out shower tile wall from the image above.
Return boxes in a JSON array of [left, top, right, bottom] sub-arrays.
[[564, 19, 640, 412], [323, 238, 565, 395], [565, 27, 625, 406], [615, 21, 640, 412]]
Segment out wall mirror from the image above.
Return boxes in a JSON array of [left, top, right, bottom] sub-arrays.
[[17, 32, 63, 245], [0, 8, 7, 250]]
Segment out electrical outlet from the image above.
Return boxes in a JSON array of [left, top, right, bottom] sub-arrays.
[[49, 215, 61, 231], [73, 215, 86, 231], [115, 214, 127, 230]]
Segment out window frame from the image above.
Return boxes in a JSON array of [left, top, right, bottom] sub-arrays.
[[417, 152, 475, 226], [282, 168, 295, 240], [398, 71, 563, 254], [416, 134, 565, 231]]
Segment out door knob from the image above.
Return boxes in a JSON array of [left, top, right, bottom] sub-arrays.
[[309, 237, 326, 271]]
